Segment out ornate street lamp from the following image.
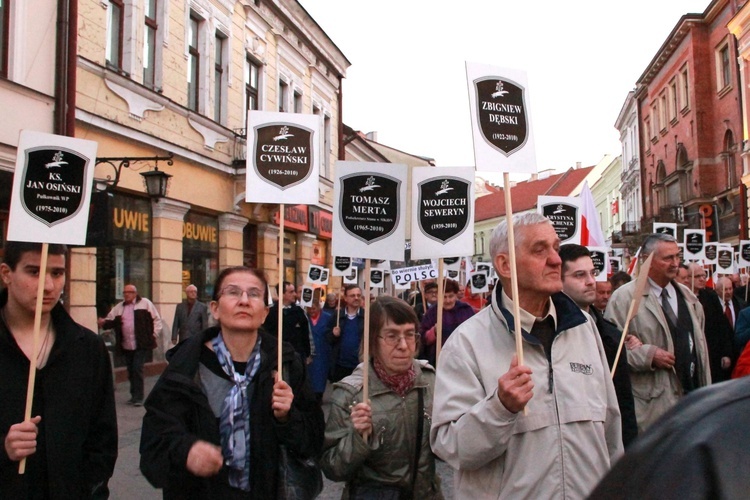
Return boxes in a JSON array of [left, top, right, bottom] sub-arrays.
[[140, 167, 172, 199]]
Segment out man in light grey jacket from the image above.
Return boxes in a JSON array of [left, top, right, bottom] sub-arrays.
[[171, 284, 209, 345], [431, 213, 622, 499]]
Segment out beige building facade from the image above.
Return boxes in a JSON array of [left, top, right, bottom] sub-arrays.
[[70, 0, 349, 366]]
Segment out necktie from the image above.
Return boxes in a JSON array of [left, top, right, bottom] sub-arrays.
[[661, 288, 678, 326], [725, 301, 733, 329]]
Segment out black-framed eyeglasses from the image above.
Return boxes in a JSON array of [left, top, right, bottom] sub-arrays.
[[378, 332, 420, 346]]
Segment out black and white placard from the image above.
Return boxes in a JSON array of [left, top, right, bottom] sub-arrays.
[[390, 264, 438, 288], [333, 256, 353, 276], [653, 222, 677, 239], [332, 162, 407, 262], [683, 229, 706, 261], [588, 246, 608, 282], [717, 245, 735, 274], [466, 62, 536, 173], [739, 240, 750, 268], [8, 131, 98, 244], [411, 167, 475, 259], [538, 196, 581, 245], [245, 111, 319, 204]]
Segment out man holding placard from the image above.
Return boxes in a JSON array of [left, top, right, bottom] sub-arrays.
[[329, 284, 365, 382], [0, 242, 117, 497], [606, 234, 711, 432], [431, 213, 621, 498], [263, 282, 312, 363]]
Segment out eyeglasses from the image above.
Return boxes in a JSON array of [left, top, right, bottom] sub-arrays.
[[564, 269, 600, 280], [378, 332, 420, 346], [220, 285, 265, 301]]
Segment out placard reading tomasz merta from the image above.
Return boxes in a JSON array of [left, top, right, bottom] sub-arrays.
[[245, 111, 319, 204], [332, 161, 407, 262]]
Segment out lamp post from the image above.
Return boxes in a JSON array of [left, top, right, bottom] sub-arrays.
[[140, 167, 172, 199]]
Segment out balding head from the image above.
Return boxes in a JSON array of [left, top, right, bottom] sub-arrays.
[[716, 276, 734, 302]]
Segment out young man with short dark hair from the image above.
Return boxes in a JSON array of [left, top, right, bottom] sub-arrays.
[[0, 241, 117, 498]]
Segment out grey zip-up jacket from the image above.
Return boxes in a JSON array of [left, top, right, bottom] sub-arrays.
[[430, 284, 622, 499]]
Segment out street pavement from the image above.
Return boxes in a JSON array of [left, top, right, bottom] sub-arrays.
[[109, 375, 453, 499]]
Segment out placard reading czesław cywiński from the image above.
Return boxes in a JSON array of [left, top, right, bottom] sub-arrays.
[[245, 111, 319, 204]]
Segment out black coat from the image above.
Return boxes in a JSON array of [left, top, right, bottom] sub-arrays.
[[139, 327, 324, 499], [0, 291, 117, 499], [589, 377, 750, 499], [589, 307, 638, 447], [263, 303, 311, 359], [697, 288, 735, 383]]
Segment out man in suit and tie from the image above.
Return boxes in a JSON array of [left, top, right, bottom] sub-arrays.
[[606, 233, 711, 432], [171, 284, 209, 345]]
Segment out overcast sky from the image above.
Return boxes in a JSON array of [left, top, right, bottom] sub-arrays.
[[300, 0, 714, 182]]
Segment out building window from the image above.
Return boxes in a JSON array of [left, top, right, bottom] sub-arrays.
[[214, 31, 227, 123], [669, 79, 677, 123], [0, 0, 9, 78], [717, 43, 732, 92], [294, 90, 302, 113], [106, 0, 125, 70], [659, 93, 667, 133], [651, 104, 658, 140], [323, 114, 332, 178], [245, 57, 260, 126], [143, 0, 157, 88], [187, 13, 201, 112], [680, 66, 690, 112], [278, 80, 289, 112]]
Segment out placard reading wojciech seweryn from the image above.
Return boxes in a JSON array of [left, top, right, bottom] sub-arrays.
[[466, 62, 536, 173], [538, 196, 581, 245], [332, 161, 407, 262], [245, 111, 319, 204], [411, 167, 475, 259], [8, 130, 98, 245]]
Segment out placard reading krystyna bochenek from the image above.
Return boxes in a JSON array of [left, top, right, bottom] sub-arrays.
[[245, 111, 319, 204], [332, 162, 407, 262], [8, 131, 97, 245], [537, 196, 581, 245], [411, 167, 475, 259], [466, 62, 536, 173]]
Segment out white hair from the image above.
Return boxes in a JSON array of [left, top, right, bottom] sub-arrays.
[[489, 212, 552, 259]]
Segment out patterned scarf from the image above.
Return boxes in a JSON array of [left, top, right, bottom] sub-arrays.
[[373, 357, 416, 397], [213, 333, 262, 491]]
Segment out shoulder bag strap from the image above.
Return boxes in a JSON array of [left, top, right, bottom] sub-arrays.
[[410, 388, 424, 496]]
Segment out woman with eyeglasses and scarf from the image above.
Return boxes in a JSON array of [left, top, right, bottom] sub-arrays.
[[321, 296, 443, 499], [140, 266, 323, 499]]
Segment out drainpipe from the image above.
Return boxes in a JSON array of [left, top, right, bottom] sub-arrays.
[[54, 0, 77, 137], [338, 75, 344, 160]]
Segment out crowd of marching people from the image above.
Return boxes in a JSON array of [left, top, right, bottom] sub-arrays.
[[3, 214, 750, 499]]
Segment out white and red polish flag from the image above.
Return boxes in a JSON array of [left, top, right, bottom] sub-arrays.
[[579, 181, 606, 247]]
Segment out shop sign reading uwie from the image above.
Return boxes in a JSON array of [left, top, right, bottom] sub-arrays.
[[8, 130, 97, 245], [245, 111, 319, 204], [332, 162, 407, 262]]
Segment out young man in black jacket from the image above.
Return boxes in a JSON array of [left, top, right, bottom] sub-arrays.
[[559, 244, 638, 447], [0, 241, 117, 498]]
